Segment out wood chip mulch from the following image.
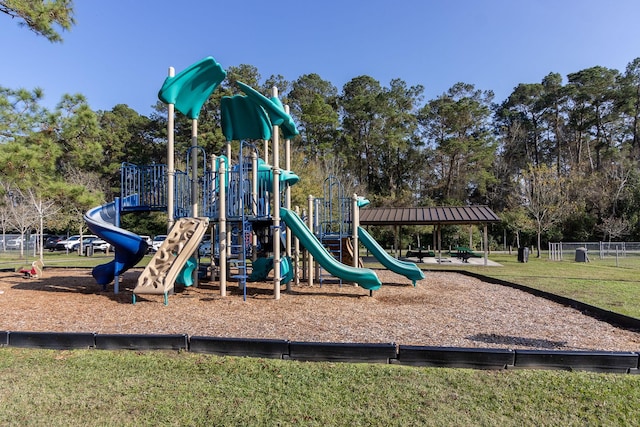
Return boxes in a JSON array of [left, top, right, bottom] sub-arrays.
[[1, 268, 639, 352]]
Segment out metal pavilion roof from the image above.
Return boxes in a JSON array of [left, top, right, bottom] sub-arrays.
[[359, 206, 500, 226]]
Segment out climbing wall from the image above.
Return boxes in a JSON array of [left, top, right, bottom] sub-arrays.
[[134, 217, 209, 300]]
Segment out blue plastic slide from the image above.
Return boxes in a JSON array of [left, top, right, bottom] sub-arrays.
[[84, 201, 148, 286], [357, 227, 425, 286], [280, 208, 381, 290]]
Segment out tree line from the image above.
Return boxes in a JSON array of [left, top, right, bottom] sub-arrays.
[[3, 58, 640, 255], [2, 2, 640, 255]]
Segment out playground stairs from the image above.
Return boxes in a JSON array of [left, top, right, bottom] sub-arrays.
[[228, 219, 252, 288], [320, 234, 343, 285], [133, 217, 209, 304]]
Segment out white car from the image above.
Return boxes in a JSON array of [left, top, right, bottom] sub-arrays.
[[139, 235, 153, 246], [57, 235, 98, 251], [5, 236, 26, 250], [151, 235, 166, 252], [91, 239, 111, 252]]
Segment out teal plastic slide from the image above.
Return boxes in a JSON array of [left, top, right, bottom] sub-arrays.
[[176, 256, 198, 287], [248, 256, 294, 284], [280, 208, 381, 290], [357, 227, 425, 286]]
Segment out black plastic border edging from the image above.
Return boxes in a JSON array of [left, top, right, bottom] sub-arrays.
[[450, 270, 640, 331], [95, 334, 188, 350], [514, 350, 639, 373], [287, 341, 397, 363], [1, 331, 639, 373], [394, 345, 515, 370], [8, 331, 95, 350], [189, 336, 289, 359]]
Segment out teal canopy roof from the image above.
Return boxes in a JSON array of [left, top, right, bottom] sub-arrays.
[[236, 81, 299, 139], [220, 95, 272, 141], [158, 56, 226, 120]]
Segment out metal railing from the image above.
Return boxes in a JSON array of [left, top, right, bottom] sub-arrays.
[[548, 242, 637, 260]]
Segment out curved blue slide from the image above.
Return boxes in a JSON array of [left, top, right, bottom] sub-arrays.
[[84, 201, 148, 286], [280, 208, 382, 290], [357, 227, 425, 286]]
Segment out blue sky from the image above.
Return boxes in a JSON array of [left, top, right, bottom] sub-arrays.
[[2, 1, 640, 116]]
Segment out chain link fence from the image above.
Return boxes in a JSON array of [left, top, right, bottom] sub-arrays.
[[548, 242, 639, 261]]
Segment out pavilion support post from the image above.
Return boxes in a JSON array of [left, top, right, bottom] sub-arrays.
[[394, 225, 399, 258], [432, 226, 436, 253], [437, 225, 442, 262], [469, 225, 473, 249], [483, 224, 488, 266]]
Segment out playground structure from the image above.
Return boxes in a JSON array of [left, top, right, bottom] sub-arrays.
[[83, 56, 423, 303]]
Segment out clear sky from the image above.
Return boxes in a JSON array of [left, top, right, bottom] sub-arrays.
[[2, 0, 640, 116]]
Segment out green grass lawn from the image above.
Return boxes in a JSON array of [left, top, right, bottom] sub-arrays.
[[1, 348, 639, 426], [2, 249, 640, 424], [417, 252, 640, 319]]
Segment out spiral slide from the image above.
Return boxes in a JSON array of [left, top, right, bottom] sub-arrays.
[[84, 202, 148, 287], [357, 227, 425, 286], [280, 208, 382, 290]]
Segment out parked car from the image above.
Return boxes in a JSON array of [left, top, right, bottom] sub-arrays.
[[69, 236, 100, 252], [151, 235, 166, 252], [5, 236, 27, 250], [139, 235, 153, 251], [91, 238, 111, 253], [71, 237, 111, 254], [44, 235, 64, 251], [198, 239, 219, 258], [55, 235, 98, 251]]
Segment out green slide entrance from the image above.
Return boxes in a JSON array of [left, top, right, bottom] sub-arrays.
[[280, 208, 381, 290]]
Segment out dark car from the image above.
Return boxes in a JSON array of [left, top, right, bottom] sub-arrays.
[[44, 235, 64, 251]]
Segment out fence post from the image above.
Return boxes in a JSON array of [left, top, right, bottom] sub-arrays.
[[599, 241, 603, 259]]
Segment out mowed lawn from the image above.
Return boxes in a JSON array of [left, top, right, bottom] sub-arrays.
[[425, 252, 640, 319], [1, 250, 640, 425], [1, 348, 639, 426]]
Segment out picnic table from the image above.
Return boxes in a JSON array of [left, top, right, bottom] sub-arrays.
[[451, 246, 481, 262], [405, 248, 435, 262]]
